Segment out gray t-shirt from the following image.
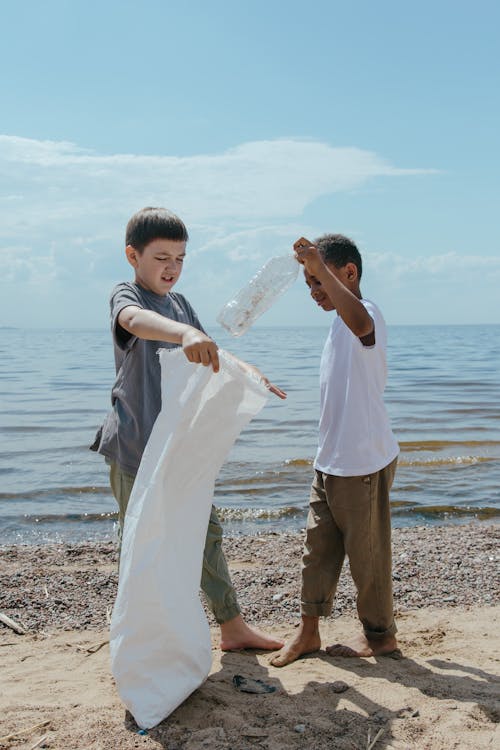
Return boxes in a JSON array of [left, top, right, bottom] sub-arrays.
[[96, 281, 205, 475]]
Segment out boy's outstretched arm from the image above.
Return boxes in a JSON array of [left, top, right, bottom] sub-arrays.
[[294, 238, 373, 339], [229, 356, 287, 400], [119, 306, 285, 395], [118, 306, 220, 372]]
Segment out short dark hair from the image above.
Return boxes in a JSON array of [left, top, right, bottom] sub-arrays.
[[125, 207, 189, 251], [314, 233, 363, 280]]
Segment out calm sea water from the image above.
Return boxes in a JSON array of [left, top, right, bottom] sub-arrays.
[[0, 325, 499, 545]]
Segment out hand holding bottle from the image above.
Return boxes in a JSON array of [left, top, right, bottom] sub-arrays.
[[293, 237, 326, 278]]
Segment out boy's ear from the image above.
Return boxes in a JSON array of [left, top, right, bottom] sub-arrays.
[[344, 262, 358, 282], [125, 244, 139, 269]]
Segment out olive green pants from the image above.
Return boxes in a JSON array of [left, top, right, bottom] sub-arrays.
[[301, 458, 398, 639], [109, 462, 240, 624]]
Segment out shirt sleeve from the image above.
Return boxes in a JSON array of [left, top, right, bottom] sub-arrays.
[[110, 283, 143, 351], [361, 299, 376, 321]]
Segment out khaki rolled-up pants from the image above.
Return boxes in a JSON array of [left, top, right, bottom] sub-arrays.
[[301, 458, 398, 639], [109, 462, 240, 624]]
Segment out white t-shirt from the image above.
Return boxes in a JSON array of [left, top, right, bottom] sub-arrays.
[[314, 299, 399, 477]]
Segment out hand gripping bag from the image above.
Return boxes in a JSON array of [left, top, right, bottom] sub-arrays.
[[109, 348, 269, 729]]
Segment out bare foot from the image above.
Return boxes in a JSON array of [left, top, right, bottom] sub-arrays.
[[220, 615, 284, 651], [270, 616, 321, 667], [326, 632, 398, 658]]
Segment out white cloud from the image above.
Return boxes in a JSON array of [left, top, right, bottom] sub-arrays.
[[0, 135, 433, 231], [365, 250, 500, 281], [0, 244, 58, 284], [10, 133, 494, 327]]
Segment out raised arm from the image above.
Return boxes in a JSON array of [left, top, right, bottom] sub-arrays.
[[294, 238, 374, 340], [118, 305, 220, 372]]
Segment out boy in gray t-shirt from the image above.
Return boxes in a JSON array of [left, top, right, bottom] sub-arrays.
[[93, 206, 285, 651]]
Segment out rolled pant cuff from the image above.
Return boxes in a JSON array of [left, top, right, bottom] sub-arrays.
[[363, 621, 398, 640], [213, 600, 241, 625], [301, 600, 333, 618]]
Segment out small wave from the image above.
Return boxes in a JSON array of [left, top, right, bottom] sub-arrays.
[[49, 381, 98, 389], [17, 512, 117, 524], [217, 506, 304, 521], [392, 504, 500, 520], [219, 473, 289, 488], [399, 439, 500, 452], [0, 444, 96, 459], [2, 407, 105, 417], [398, 456, 496, 467], [216, 483, 300, 497], [9, 507, 303, 525], [2, 502, 498, 537], [0, 485, 111, 501], [240, 426, 287, 436], [1, 425, 85, 434]]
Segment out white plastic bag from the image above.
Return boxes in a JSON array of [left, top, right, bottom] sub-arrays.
[[109, 348, 269, 729]]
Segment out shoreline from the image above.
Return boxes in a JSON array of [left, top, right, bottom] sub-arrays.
[[1, 523, 499, 749], [0, 523, 498, 634]]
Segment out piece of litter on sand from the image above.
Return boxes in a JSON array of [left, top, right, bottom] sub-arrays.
[[396, 707, 420, 719], [29, 735, 48, 750], [232, 674, 277, 694], [241, 728, 269, 738], [0, 611, 27, 634], [76, 639, 109, 655], [0, 720, 51, 744], [331, 680, 349, 693], [387, 648, 403, 660], [367, 728, 384, 750], [137, 728, 148, 735]]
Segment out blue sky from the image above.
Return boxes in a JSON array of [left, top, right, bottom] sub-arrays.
[[1, 0, 499, 329]]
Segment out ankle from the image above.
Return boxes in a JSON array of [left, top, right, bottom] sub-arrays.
[[300, 615, 320, 636], [220, 614, 243, 635]]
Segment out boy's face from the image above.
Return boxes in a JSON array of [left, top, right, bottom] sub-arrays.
[[304, 261, 358, 311], [125, 239, 186, 296], [304, 263, 341, 311]]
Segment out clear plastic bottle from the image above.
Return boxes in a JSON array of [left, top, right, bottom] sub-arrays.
[[217, 253, 299, 337]]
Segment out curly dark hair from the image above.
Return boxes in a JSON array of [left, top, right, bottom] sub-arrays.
[[314, 233, 362, 279]]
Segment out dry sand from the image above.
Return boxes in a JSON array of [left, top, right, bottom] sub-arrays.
[[0, 524, 499, 749]]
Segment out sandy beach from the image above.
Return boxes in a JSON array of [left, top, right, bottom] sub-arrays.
[[1, 524, 499, 749]]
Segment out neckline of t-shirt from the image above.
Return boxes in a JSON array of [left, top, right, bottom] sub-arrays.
[[132, 281, 177, 302]]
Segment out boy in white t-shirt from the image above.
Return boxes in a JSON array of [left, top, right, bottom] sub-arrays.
[[272, 234, 399, 666]]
